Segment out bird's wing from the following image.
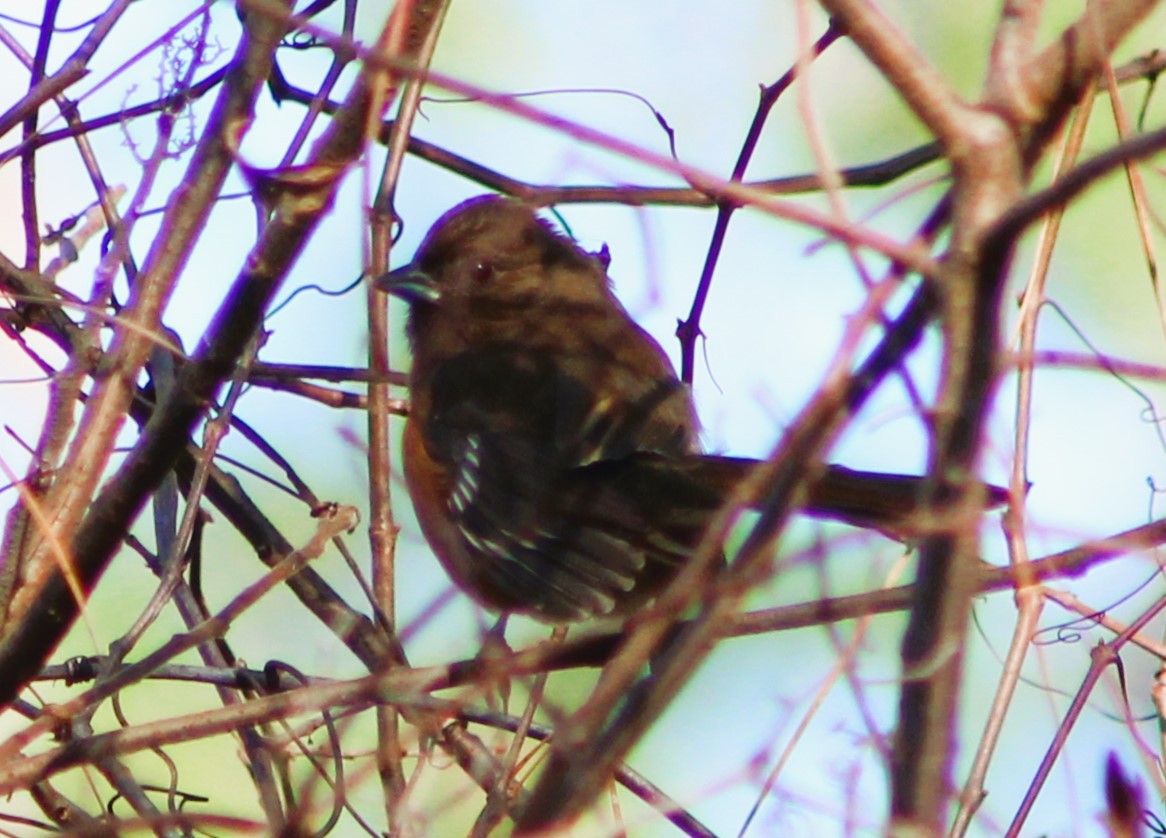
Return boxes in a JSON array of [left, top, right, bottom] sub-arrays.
[[416, 347, 702, 620]]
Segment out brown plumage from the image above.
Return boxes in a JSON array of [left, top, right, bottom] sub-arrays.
[[381, 196, 1001, 621]]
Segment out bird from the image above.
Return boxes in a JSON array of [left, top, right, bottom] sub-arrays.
[[379, 196, 1002, 623]]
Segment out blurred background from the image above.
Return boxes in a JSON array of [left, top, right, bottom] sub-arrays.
[[2, 1, 1166, 834]]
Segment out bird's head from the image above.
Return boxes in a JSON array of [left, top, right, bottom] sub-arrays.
[[378, 195, 617, 357]]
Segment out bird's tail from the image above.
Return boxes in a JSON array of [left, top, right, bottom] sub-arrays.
[[688, 456, 1008, 540]]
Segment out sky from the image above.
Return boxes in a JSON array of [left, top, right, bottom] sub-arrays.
[[2, 1, 1166, 835]]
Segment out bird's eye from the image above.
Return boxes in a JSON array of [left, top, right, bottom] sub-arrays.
[[472, 261, 494, 283]]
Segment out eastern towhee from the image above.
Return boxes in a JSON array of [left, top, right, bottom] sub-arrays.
[[379, 196, 1003, 622]]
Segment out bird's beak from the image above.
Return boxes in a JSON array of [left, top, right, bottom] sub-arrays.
[[375, 263, 441, 305]]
